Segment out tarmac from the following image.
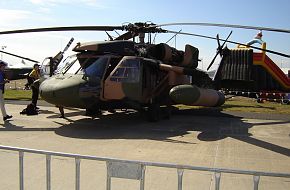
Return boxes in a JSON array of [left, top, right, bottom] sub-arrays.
[[0, 101, 289, 190]]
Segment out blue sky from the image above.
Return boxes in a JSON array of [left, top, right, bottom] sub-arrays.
[[0, 0, 290, 70]]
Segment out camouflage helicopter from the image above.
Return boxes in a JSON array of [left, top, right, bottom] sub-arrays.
[[1, 22, 289, 121]]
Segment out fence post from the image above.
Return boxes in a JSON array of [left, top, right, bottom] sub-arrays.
[[75, 158, 81, 190], [19, 151, 24, 190], [215, 172, 221, 190], [177, 169, 184, 190], [46, 155, 51, 190], [140, 165, 146, 190], [253, 175, 260, 190], [106, 161, 111, 190]]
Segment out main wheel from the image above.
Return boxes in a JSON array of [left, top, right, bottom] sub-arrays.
[[163, 105, 172, 120], [147, 103, 160, 122]]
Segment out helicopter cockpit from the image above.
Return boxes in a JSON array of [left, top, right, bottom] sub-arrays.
[[40, 54, 82, 78], [48, 53, 122, 81], [84, 57, 108, 79]]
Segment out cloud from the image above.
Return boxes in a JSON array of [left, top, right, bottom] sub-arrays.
[[36, 7, 52, 14], [81, 0, 105, 7], [29, 0, 105, 8], [0, 0, 108, 29], [29, 0, 63, 6], [0, 32, 75, 64], [0, 9, 32, 27]]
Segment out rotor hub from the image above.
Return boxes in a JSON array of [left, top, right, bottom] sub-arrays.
[[123, 22, 166, 34]]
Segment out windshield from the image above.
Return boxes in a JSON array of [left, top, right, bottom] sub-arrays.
[[84, 57, 108, 78], [57, 55, 82, 74], [41, 57, 52, 77]]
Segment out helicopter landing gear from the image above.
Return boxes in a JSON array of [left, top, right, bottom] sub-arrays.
[[163, 105, 172, 120], [85, 107, 102, 117], [146, 102, 173, 122], [147, 102, 160, 122]]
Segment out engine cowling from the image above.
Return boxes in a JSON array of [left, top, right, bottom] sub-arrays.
[[146, 43, 199, 68]]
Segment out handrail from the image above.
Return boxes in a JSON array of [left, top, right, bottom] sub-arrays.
[[0, 145, 289, 190]]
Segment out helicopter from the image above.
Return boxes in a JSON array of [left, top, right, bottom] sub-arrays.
[[1, 22, 289, 121], [0, 50, 39, 80]]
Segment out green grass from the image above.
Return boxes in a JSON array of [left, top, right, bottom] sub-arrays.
[[4, 89, 32, 100], [223, 96, 290, 114], [4, 90, 290, 115], [174, 96, 290, 115]]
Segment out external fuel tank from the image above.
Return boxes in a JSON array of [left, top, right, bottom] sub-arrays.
[[169, 85, 225, 107]]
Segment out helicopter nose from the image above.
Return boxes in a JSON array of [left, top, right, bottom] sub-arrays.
[[40, 76, 87, 108]]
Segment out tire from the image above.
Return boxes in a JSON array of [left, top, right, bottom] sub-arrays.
[[281, 99, 289, 105], [147, 103, 160, 122], [163, 105, 172, 120]]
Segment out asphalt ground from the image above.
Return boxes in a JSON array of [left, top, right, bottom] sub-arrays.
[[0, 101, 289, 189]]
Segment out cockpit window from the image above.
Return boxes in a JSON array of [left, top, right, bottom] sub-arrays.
[[84, 57, 108, 78], [110, 58, 140, 82], [41, 57, 52, 77], [58, 55, 80, 74], [66, 59, 81, 74]]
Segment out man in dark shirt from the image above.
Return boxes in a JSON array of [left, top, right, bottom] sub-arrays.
[[0, 61, 12, 121]]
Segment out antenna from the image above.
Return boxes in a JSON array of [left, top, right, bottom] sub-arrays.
[[166, 29, 182, 44], [1, 45, 7, 60]]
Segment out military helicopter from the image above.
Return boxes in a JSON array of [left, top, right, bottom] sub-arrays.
[[1, 22, 289, 121], [0, 50, 39, 80]]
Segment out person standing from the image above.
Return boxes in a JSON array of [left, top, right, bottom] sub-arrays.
[[0, 61, 12, 121], [55, 105, 65, 118], [29, 64, 40, 108]]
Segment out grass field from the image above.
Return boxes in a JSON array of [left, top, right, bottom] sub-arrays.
[[223, 96, 290, 114], [176, 96, 290, 115], [4, 89, 290, 115], [4, 89, 32, 101]]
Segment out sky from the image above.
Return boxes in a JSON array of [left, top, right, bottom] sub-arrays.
[[0, 0, 290, 71]]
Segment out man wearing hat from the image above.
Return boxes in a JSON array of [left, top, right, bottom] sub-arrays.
[[29, 63, 41, 108], [0, 60, 12, 121]]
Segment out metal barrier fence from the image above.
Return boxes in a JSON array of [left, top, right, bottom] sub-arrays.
[[223, 90, 290, 103], [0, 145, 290, 190]]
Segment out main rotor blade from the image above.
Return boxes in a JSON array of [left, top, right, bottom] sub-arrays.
[[216, 34, 221, 50], [115, 31, 138, 40], [166, 30, 290, 58], [158, 23, 290, 34], [62, 37, 74, 52], [207, 31, 232, 70], [0, 26, 124, 35], [207, 53, 219, 71], [0, 50, 39, 63], [219, 31, 233, 50]]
